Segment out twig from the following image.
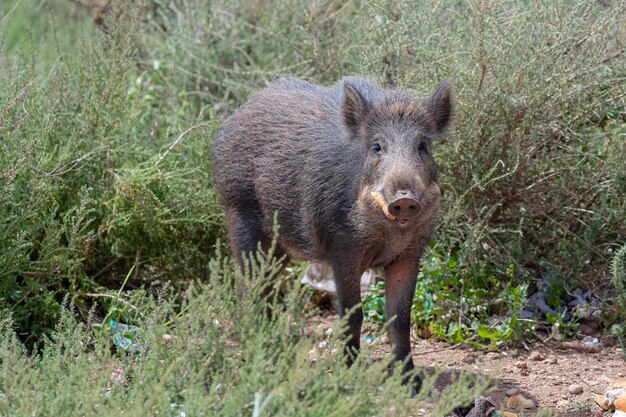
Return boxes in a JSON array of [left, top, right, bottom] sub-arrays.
[[477, 62, 487, 95], [91, 258, 120, 279], [579, 378, 602, 395], [155, 124, 207, 166], [85, 293, 138, 311], [0, 0, 24, 25], [43, 149, 103, 177], [601, 48, 624, 63]]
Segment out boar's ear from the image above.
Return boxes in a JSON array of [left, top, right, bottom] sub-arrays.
[[343, 83, 370, 134], [426, 81, 453, 134]]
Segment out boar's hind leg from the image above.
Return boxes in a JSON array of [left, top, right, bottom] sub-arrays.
[[332, 262, 364, 366], [384, 257, 421, 391], [225, 204, 268, 274]]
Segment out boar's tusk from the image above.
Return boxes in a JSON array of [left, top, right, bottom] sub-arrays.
[[370, 191, 397, 221]]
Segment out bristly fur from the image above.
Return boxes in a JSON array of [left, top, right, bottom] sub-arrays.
[[212, 76, 453, 390]]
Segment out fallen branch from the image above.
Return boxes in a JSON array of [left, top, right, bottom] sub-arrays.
[[554, 341, 601, 353]]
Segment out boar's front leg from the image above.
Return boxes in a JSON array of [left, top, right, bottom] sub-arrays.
[[384, 256, 421, 391], [332, 261, 364, 366]]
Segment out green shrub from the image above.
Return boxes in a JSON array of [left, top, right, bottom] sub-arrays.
[[611, 244, 626, 358], [1, 0, 624, 348], [0, 251, 490, 417], [362, 252, 532, 349], [348, 0, 625, 285], [0, 2, 224, 345]]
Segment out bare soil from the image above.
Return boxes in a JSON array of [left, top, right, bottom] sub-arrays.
[[306, 314, 626, 417], [409, 338, 624, 417]]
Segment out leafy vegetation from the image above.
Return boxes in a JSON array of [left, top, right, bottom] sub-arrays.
[[611, 244, 626, 358], [0, 249, 491, 416], [0, 0, 624, 414]]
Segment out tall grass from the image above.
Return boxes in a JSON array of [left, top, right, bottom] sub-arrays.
[[0, 0, 624, 349], [0, 250, 490, 416], [141, 0, 625, 281]]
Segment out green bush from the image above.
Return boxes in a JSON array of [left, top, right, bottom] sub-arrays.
[[350, 0, 625, 284], [611, 244, 626, 358], [140, 0, 625, 280], [0, 251, 490, 417], [0, 1, 224, 345], [0, 0, 624, 348]]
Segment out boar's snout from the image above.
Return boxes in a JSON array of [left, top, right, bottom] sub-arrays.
[[387, 190, 420, 219]]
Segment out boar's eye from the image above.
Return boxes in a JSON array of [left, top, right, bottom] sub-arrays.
[[418, 142, 429, 154], [371, 142, 383, 155]]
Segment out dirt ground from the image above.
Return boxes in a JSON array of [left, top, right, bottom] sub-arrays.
[[306, 314, 625, 417], [409, 339, 624, 417]]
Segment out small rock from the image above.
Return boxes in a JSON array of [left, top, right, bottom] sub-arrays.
[[578, 323, 596, 336], [582, 335, 601, 347], [556, 399, 569, 407], [464, 395, 495, 417], [162, 334, 173, 341], [615, 411, 626, 417], [506, 393, 534, 409], [547, 356, 558, 364], [463, 355, 477, 364], [215, 382, 225, 395], [568, 384, 584, 395], [529, 351, 545, 361], [319, 341, 329, 350], [514, 360, 528, 369], [506, 387, 520, 396]]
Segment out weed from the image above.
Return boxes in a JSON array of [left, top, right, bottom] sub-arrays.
[[611, 244, 626, 358], [1, 0, 624, 355]]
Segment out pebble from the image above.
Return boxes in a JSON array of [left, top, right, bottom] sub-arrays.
[[463, 355, 477, 364], [506, 387, 520, 396], [215, 382, 225, 395], [578, 323, 596, 335], [162, 334, 173, 341], [529, 351, 545, 361], [582, 335, 601, 347], [568, 384, 584, 395], [506, 394, 534, 409], [556, 399, 568, 407], [514, 360, 528, 369], [547, 357, 558, 364]]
